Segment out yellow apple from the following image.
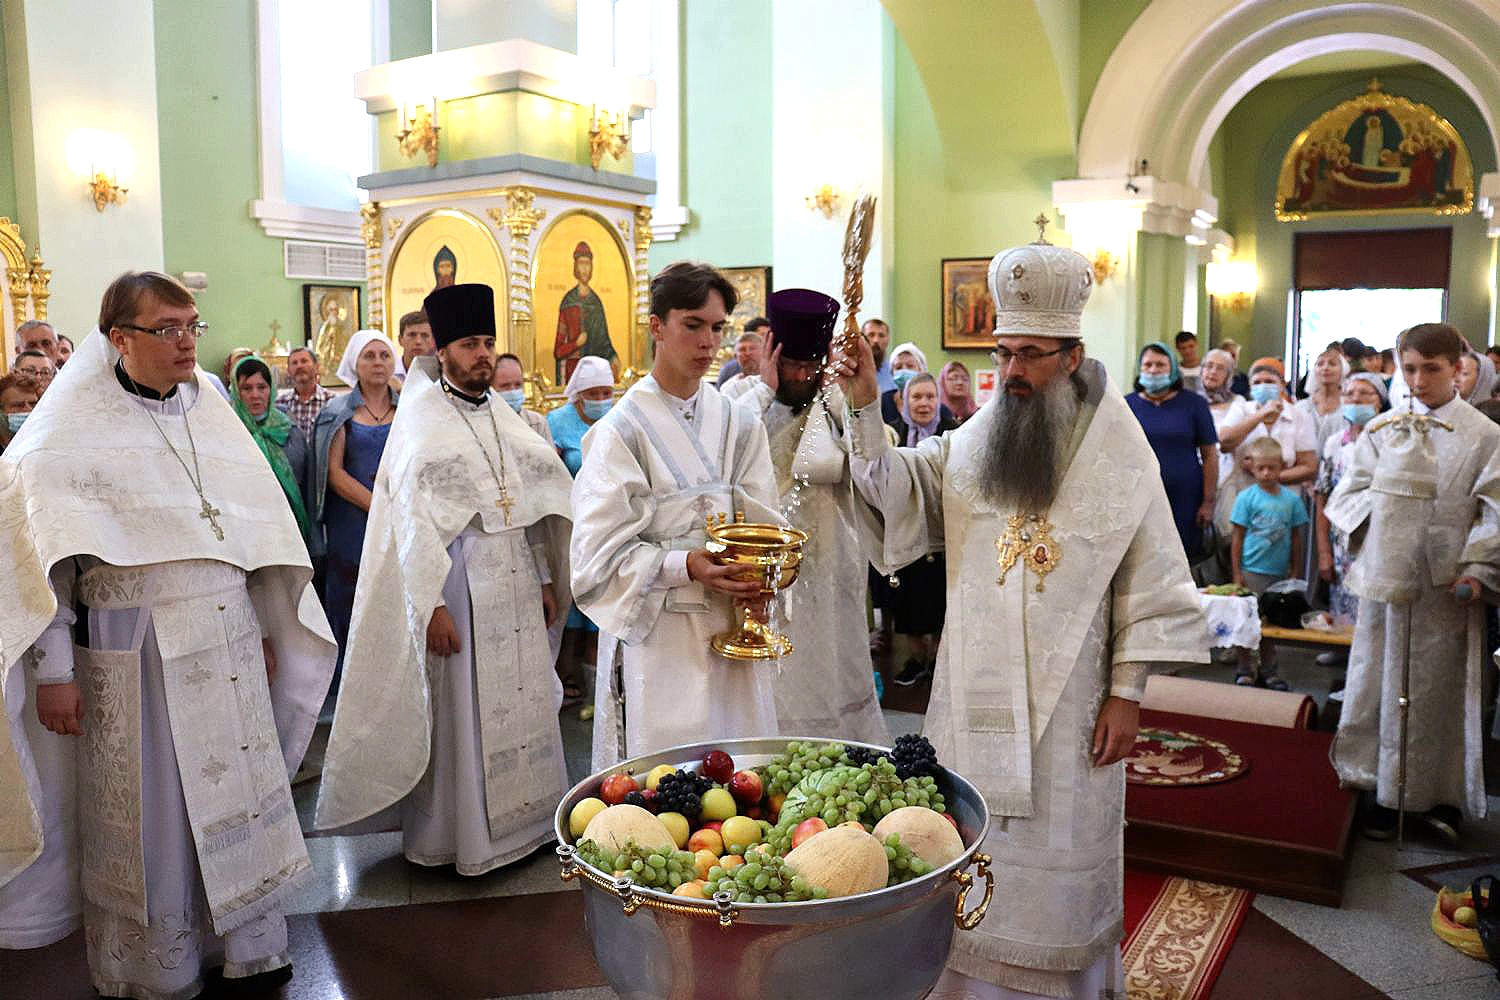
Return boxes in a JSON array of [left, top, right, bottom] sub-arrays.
[[645, 764, 677, 791], [657, 811, 691, 848], [569, 797, 607, 839], [701, 787, 737, 822], [720, 815, 761, 851]]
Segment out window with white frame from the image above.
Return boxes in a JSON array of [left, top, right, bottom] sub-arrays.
[[578, 0, 655, 157]]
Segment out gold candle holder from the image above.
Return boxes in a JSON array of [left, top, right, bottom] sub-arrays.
[[704, 512, 808, 661]]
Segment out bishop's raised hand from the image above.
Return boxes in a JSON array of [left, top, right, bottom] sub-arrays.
[[833, 329, 879, 410]]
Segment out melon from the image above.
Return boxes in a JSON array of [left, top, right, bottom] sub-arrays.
[[580, 804, 676, 855], [784, 824, 889, 898], [872, 806, 964, 868]]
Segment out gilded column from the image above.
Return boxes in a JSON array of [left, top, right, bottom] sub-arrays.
[[632, 204, 653, 372], [27, 252, 51, 322], [360, 202, 385, 331], [7, 268, 30, 332], [489, 187, 547, 387]]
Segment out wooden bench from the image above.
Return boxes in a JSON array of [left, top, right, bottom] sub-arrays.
[[1259, 624, 1354, 649]]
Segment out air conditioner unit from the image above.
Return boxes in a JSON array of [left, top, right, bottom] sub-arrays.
[[284, 241, 368, 281]]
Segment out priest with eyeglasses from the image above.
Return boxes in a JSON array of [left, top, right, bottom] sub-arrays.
[[315, 283, 575, 876], [0, 271, 336, 999]]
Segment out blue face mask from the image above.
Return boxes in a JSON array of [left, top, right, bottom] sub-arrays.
[[5, 412, 26, 433], [1250, 383, 1282, 405], [892, 369, 917, 391], [1342, 403, 1378, 426], [1138, 371, 1173, 394], [582, 399, 612, 421], [498, 388, 525, 413]]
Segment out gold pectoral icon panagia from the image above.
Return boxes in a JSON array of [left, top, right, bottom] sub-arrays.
[[995, 514, 1062, 592]]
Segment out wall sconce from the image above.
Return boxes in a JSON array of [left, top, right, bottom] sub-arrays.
[[1206, 259, 1257, 312], [805, 184, 842, 219], [65, 129, 134, 212], [396, 98, 441, 167], [1089, 248, 1118, 283], [88, 170, 128, 212], [589, 108, 630, 169]]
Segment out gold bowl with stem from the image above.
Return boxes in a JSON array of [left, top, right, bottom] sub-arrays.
[[703, 512, 809, 660]]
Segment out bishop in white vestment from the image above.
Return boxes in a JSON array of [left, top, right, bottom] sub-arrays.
[[840, 239, 1207, 999], [0, 274, 334, 1000], [571, 262, 782, 770], [316, 285, 574, 874], [730, 288, 888, 744], [1325, 324, 1500, 841]]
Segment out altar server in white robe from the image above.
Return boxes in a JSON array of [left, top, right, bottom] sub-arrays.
[[316, 283, 574, 874], [730, 288, 889, 744], [0, 271, 335, 1000], [1325, 322, 1500, 846], [572, 261, 782, 769], [836, 234, 1208, 1000]]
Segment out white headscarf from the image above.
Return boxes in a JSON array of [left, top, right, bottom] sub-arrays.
[[564, 355, 615, 399], [889, 341, 928, 373], [336, 329, 401, 388]]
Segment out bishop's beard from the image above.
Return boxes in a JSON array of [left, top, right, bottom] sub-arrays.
[[977, 372, 1084, 513]]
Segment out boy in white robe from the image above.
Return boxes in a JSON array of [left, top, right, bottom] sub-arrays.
[[0, 272, 335, 1000], [571, 261, 782, 769], [315, 284, 574, 874], [1326, 322, 1500, 844], [731, 287, 889, 745]]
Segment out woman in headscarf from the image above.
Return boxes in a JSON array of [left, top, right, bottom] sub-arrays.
[[230, 355, 311, 546], [311, 329, 401, 690], [1314, 372, 1389, 631], [1126, 342, 1219, 561], [1296, 344, 1351, 451], [879, 372, 956, 688], [547, 355, 615, 711], [937, 359, 979, 424], [1458, 348, 1499, 404], [880, 342, 955, 427]]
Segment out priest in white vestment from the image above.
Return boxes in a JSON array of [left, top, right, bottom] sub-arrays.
[[0, 272, 335, 1000], [836, 237, 1208, 1000], [316, 284, 574, 874], [572, 261, 782, 770], [1325, 322, 1500, 845], [730, 288, 888, 744]]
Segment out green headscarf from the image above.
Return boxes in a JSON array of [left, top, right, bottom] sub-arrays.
[[231, 355, 311, 543], [1135, 341, 1181, 394]]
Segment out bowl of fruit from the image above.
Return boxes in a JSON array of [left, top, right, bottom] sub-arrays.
[[555, 736, 993, 1000]]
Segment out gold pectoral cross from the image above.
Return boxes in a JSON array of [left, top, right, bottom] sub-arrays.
[[199, 496, 225, 541], [496, 490, 515, 527], [995, 514, 1061, 592]]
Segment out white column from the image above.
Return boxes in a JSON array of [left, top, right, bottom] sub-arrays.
[[769, 0, 890, 315], [434, 0, 577, 52], [648, 0, 688, 241], [4, 0, 165, 337]]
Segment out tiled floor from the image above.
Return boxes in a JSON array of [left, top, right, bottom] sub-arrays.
[[7, 643, 1499, 999]]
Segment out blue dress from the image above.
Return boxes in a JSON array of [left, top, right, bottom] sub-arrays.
[[323, 420, 393, 666], [546, 403, 597, 631], [1126, 390, 1218, 559]]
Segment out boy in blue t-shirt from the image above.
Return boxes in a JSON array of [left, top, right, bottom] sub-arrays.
[[1231, 436, 1309, 689]]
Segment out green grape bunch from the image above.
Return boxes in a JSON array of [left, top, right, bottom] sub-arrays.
[[778, 759, 947, 831], [757, 740, 852, 798], [883, 833, 934, 886], [703, 854, 828, 904], [575, 839, 698, 892]]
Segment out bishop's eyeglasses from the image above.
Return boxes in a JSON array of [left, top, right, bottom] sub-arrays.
[[992, 345, 1070, 366], [117, 321, 209, 343]]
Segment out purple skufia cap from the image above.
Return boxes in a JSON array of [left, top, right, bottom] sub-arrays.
[[423, 283, 496, 348], [766, 288, 840, 362]]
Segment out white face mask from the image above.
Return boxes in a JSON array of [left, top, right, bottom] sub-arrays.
[[498, 388, 526, 413], [6, 411, 28, 433]]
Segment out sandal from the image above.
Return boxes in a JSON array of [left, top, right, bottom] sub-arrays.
[[561, 684, 584, 708]]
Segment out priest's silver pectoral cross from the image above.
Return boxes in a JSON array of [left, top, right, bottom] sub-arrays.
[[200, 497, 225, 541]]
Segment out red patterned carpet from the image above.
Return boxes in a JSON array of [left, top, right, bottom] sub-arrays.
[[1123, 870, 1252, 1000]]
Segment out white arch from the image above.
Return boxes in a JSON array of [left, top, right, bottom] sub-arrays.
[[1078, 0, 1500, 193]]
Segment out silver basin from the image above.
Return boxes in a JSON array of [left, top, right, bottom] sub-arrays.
[[554, 736, 993, 1000]]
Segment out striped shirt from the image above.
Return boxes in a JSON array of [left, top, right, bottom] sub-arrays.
[[275, 384, 335, 439]]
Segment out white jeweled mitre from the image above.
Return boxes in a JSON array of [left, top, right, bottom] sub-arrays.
[[988, 220, 1095, 340]]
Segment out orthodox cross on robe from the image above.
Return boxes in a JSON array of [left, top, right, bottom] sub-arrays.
[[200, 496, 225, 541]]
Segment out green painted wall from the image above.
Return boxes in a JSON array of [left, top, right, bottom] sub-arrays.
[[154, 0, 314, 371], [0, 12, 17, 221], [649, 1, 772, 272], [1214, 66, 1497, 364], [389, 0, 432, 60], [1077, 0, 1150, 136]]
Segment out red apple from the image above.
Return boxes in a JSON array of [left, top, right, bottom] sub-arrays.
[[791, 817, 829, 850], [701, 750, 735, 784], [941, 813, 959, 831], [728, 769, 763, 805], [702, 820, 723, 833], [599, 773, 638, 806], [743, 804, 764, 821]]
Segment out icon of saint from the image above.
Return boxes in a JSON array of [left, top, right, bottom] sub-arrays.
[[433, 245, 457, 289], [553, 241, 617, 384]]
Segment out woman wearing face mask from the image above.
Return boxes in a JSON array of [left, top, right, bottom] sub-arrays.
[[547, 355, 616, 713], [491, 351, 553, 444], [882, 372, 957, 687], [1127, 342, 1219, 561], [1214, 358, 1319, 531], [1296, 345, 1350, 451], [1314, 373, 1388, 634], [879, 342, 955, 427], [0, 371, 39, 453]]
